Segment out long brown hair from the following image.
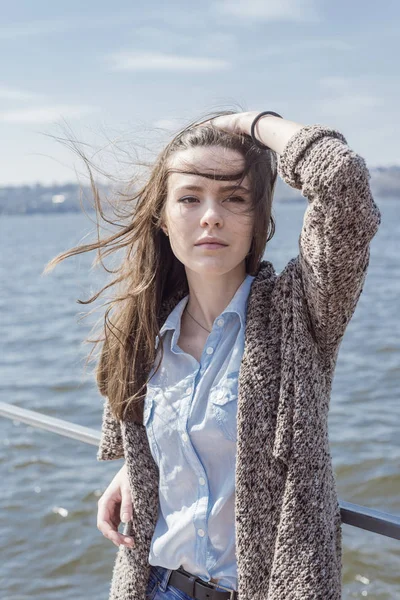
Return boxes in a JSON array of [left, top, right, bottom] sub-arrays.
[[43, 109, 278, 423]]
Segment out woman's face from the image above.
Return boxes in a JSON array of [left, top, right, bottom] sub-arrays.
[[162, 145, 254, 278]]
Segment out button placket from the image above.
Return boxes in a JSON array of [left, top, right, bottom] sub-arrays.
[[180, 378, 210, 558], [182, 321, 230, 557]]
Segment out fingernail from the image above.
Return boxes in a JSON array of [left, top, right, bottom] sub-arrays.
[[122, 513, 129, 523]]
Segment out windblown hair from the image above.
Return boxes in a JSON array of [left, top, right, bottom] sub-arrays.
[[43, 109, 278, 424]]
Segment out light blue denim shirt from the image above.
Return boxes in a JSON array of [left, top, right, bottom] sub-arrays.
[[143, 273, 255, 592]]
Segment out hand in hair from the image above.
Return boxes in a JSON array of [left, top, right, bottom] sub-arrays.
[[197, 111, 301, 156], [197, 111, 256, 138]]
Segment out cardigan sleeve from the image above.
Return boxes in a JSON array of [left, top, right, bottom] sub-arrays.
[[277, 124, 381, 358], [96, 397, 125, 461]]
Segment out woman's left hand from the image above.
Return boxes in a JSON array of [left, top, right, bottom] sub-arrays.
[[196, 112, 257, 138]]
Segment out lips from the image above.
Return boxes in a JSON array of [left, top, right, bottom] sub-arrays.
[[197, 243, 226, 247], [196, 242, 227, 246], [195, 239, 228, 246]]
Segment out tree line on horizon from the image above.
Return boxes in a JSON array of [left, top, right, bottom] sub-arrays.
[[0, 165, 399, 215]]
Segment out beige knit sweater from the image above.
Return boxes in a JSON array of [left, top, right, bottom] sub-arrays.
[[97, 124, 381, 599]]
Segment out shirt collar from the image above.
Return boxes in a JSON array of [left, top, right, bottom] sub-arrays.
[[155, 273, 255, 350]]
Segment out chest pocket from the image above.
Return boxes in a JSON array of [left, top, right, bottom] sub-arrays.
[[209, 376, 238, 443]]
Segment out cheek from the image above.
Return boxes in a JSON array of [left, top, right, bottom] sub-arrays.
[[229, 214, 254, 237], [164, 205, 184, 236], [169, 206, 196, 234], [167, 208, 194, 246], [167, 202, 184, 221]]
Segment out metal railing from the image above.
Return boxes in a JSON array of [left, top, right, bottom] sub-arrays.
[[1, 401, 399, 541]]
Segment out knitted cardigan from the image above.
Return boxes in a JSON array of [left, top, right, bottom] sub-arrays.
[[97, 124, 381, 600]]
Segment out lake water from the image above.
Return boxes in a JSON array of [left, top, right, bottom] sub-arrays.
[[0, 199, 399, 599]]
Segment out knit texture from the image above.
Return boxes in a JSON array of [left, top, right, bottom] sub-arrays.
[[97, 124, 381, 599]]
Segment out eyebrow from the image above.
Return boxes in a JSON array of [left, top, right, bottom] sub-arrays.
[[174, 184, 251, 194]]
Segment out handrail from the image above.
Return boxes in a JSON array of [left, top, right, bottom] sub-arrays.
[[1, 401, 399, 541], [0, 401, 100, 446]]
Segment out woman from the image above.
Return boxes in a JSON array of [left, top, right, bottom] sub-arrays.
[[45, 110, 381, 600]]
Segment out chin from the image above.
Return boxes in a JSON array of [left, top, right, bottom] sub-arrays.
[[185, 260, 242, 277]]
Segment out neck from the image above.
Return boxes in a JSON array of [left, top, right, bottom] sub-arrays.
[[184, 265, 247, 331]]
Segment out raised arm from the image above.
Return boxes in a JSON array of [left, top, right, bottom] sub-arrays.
[[250, 114, 381, 359]]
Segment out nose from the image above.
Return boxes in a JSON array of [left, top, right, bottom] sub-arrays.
[[199, 201, 223, 228]]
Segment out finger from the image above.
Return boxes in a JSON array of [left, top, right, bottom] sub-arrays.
[[102, 522, 136, 548], [195, 118, 215, 128], [195, 122, 209, 129], [120, 487, 134, 524], [98, 517, 135, 548]]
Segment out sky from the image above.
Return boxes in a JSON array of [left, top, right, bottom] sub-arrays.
[[0, 0, 399, 186]]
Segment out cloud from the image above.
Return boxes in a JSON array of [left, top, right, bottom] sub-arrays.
[[293, 39, 353, 51], [153, 119, 183, 131], [319, 76, 351, 91], [215, 0, 321, 22], [0, 104, 100, 124], [318, 77, 384, 117], [319, 93, 384, 117], [259, 39, 353, 57], [107, 51, 230, 72], [129, 27, 237, 55], [0, 86, 46, 101], [0, 18, 67, 39], [0, 14, 137, 40]]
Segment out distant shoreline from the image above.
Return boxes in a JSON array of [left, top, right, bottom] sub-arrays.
[[0, 172, 399, 215]]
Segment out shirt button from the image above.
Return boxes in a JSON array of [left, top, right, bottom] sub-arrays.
[[217, 318, 224, 327], [206, 347, 214, 355], [182, 433, 188, 442], [197, 529, 205, 537], [199, 477, 206, 485], [186, 386, 192, 394]]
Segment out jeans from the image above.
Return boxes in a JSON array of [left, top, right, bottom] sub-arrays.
[[145, 565, 232, 600], [145, 565, 195, 600]]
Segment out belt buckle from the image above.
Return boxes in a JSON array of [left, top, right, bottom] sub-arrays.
[[206, 580, 236, 600]]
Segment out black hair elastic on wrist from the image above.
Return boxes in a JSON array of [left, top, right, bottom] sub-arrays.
[[250, 111, 283, 150]]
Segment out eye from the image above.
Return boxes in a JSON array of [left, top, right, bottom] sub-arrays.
[[177, 196, 246, 204], [178, 196, 198, 203], [226, 196, 245, 203]]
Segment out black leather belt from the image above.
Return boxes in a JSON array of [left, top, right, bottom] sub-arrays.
[[168, 566, 238, 600]]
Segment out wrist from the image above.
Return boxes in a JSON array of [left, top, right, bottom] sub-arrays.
[[241, 111, 281, 138], [240, 111, 259, 136]]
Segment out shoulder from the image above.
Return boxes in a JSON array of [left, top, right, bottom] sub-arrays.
[[249, 257, 299, 305], [248, 256, 312, 331]]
